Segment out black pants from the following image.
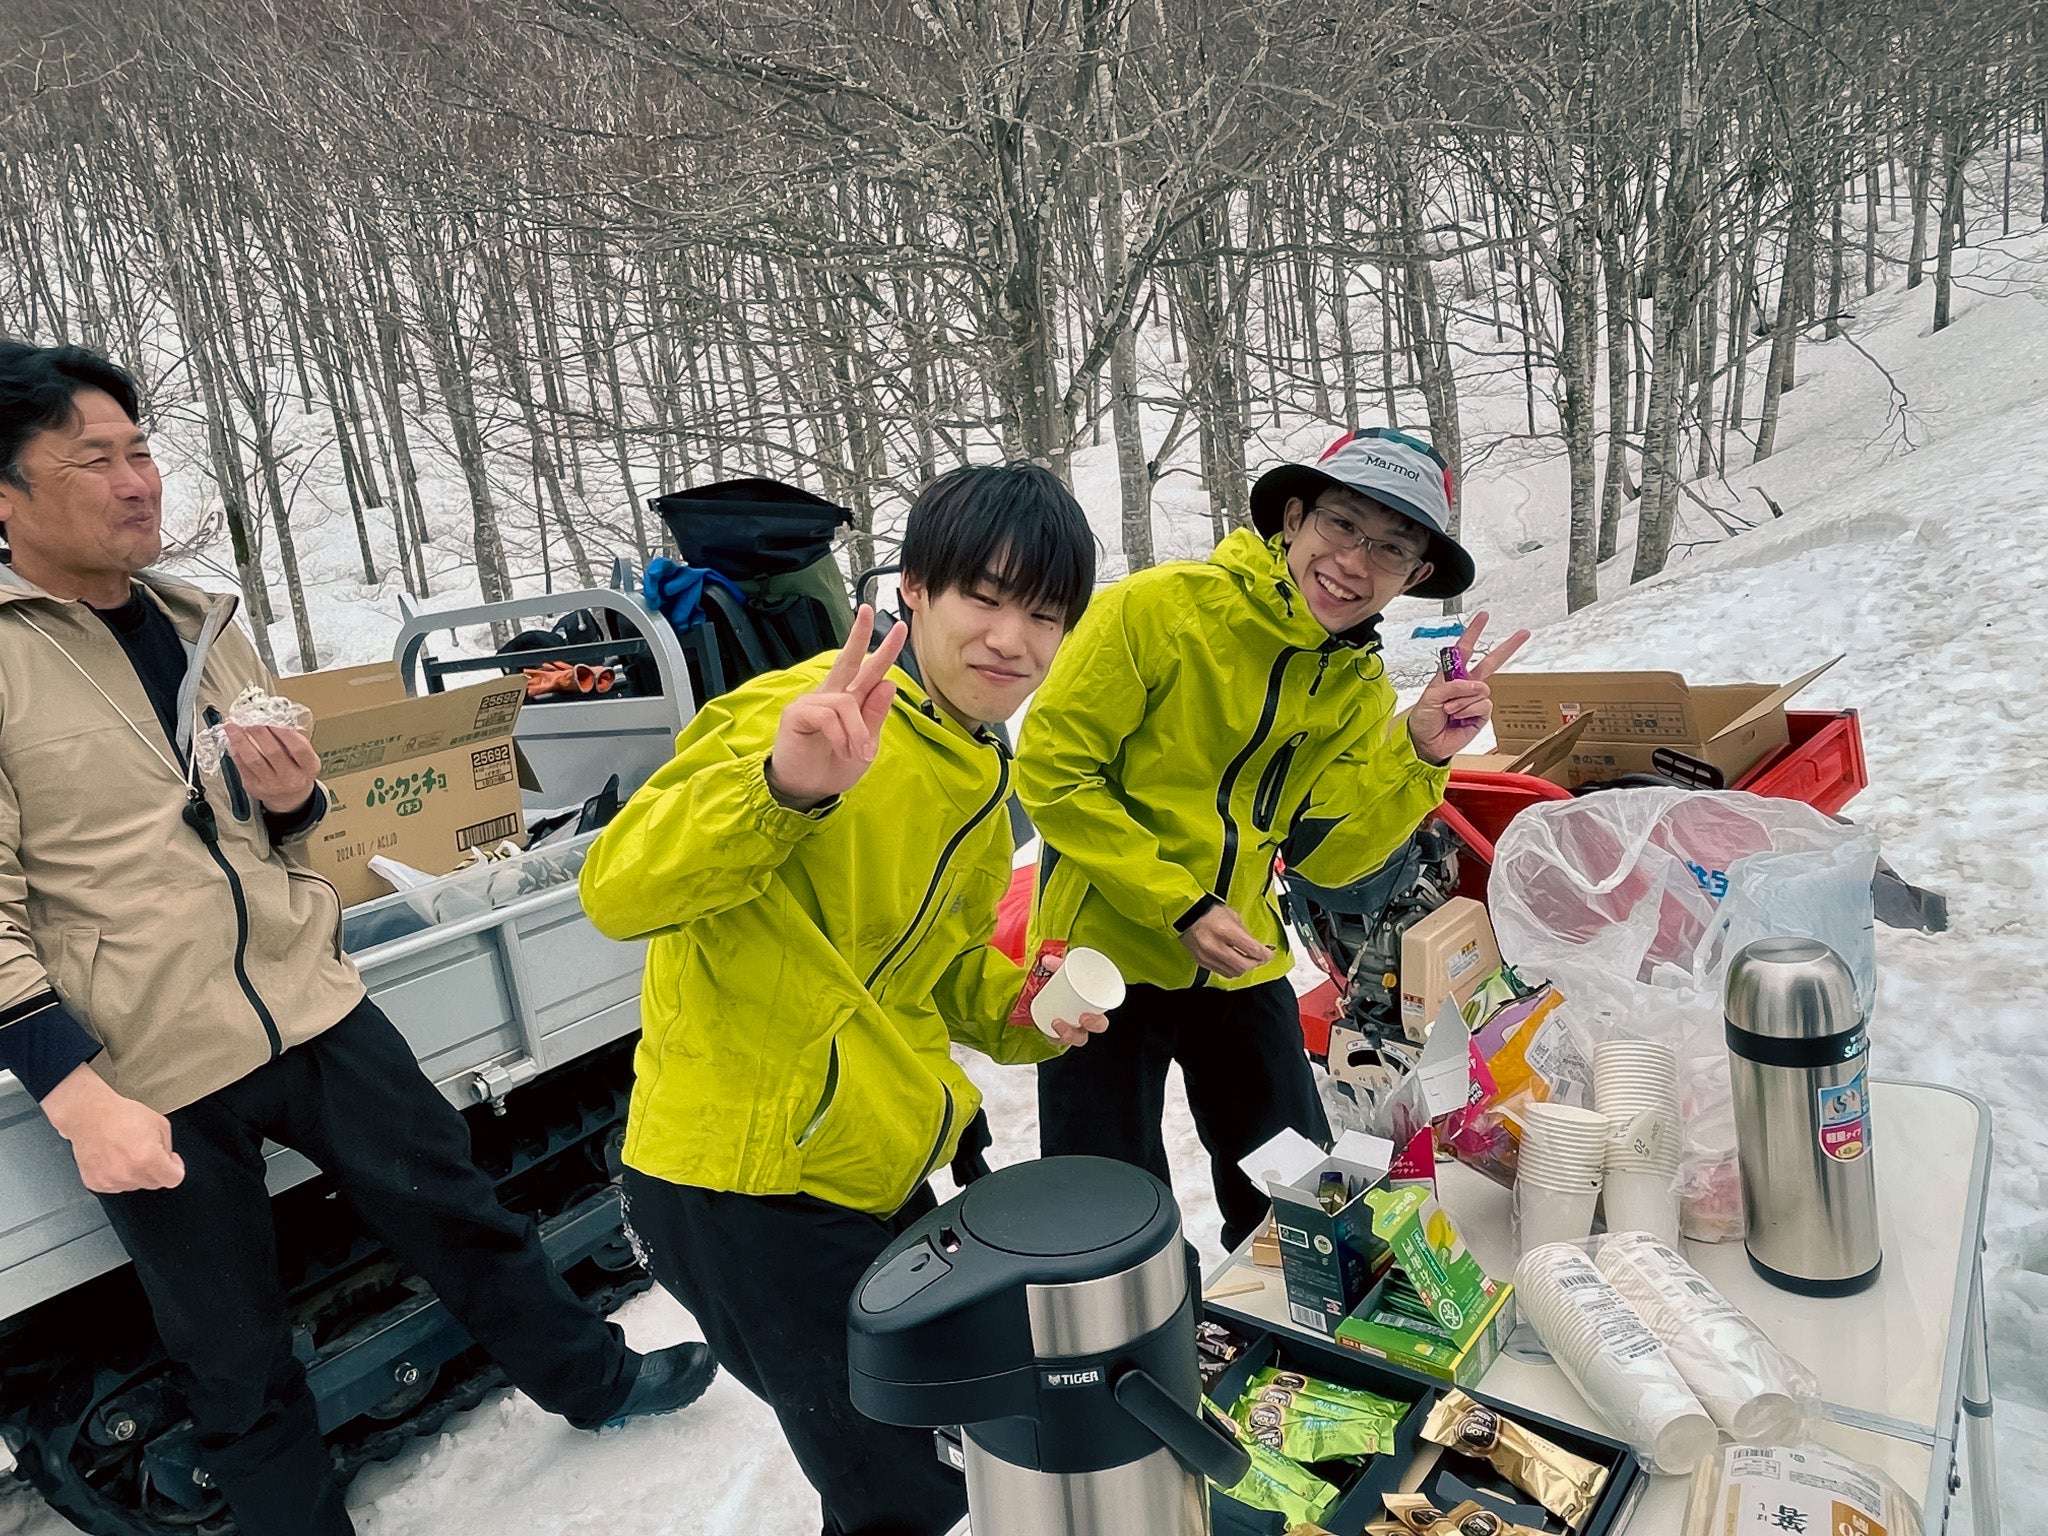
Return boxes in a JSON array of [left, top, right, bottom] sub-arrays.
[[96, 999, 635, 1536], [1037, 977, 1330, 1251], [621, 1169, 966, 1536]]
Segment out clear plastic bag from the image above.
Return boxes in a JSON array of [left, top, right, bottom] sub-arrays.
[[1488, 789, 1880, 1241], [194, 686, 315, 776]]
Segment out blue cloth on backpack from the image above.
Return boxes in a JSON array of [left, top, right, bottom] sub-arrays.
[[644, 557, 747, 633]]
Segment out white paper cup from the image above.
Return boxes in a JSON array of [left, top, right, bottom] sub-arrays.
[[1517, 1180, 1599, 1250], [1029, 947, 1126, 1038], [1732, 1392, 1805, 1442], [1603, 1171, 1682, 1246]]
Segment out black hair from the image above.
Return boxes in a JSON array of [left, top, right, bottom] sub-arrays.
[[0, 340, 144, 495], [900, 462, 1096, 630]]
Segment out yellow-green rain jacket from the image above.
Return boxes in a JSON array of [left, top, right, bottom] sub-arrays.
[[1016, 528, 1450, 991], [581, 656, 1059, 1217]]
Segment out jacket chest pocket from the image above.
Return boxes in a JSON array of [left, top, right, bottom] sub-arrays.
[[1251, 733, 1307, 834]]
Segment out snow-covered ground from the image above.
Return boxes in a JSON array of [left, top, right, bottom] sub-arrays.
[[7, 202, 2048, 1532]]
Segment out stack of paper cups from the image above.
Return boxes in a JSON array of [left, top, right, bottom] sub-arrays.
[[1514, 1102, 1610, 1253], [1594, 1040, 1683, 1246], [1514, 1243, 1719, 1474], [1594, 1231, 1812, 1441]]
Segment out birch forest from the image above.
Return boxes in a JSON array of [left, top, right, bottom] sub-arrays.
[[1, 0, 2041, 667]]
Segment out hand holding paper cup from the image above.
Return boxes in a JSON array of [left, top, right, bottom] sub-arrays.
[[1029, 946, 1125, 1043]]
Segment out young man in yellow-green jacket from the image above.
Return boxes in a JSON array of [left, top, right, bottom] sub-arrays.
[[580, 463, 1105, 1536], [1016, 429, 1527, 1251]]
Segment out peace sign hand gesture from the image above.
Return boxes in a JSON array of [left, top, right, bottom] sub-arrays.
[[766, 606, 909, 811], [1408, 609, 1532, 763]]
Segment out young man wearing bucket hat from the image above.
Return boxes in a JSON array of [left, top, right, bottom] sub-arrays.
[[1016, 428, 1527, 1248]]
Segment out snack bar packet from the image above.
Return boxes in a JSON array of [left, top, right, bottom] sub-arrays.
[[1234, 1367, 1405, 1460], [1212, 1433, 1340, 1527], [1421, 1390, 1608, 1527], [1246, 1368, 1409, 1430]]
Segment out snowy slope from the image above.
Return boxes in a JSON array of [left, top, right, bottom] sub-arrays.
[[7, 217, 2048, 1534]]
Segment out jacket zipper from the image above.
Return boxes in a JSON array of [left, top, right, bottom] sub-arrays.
[[1206, 646, 1303, 950], [182, 791, 286, 1058], [1251, 732, 1307, 833], [204, 705, 253, 821], [910, 1083, 957, 1192], [863, 749, 1012, 994], [797, 1040, 841, 1146]]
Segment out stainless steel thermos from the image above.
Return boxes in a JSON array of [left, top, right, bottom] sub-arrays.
[[1725, 937, 1881, 1294], [849, 1157, 1248, 1536]]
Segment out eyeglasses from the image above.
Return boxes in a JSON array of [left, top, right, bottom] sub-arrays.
[[1308, 504, 1427, 576]]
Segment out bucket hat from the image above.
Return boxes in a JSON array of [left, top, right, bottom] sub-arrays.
[[1249, 428, 1474, 599]]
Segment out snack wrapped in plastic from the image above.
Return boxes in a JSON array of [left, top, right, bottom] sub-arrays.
[[1211, 1429, 1340, 1526], [1381, 1492, 1546, 1535], [1420, 1390, 1609, 1527], [1233, 1368, 1406, 1460], [1683, 1443, 1923, 1536], [194, 685, 315, 776]]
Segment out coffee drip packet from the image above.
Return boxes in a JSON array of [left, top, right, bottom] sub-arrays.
[[1376, 1494, 1545, 1535], [1420, 1390, 1608, 1527]]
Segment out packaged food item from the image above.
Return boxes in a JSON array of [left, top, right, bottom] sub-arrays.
[[1682, 1443, 1924, 1536], [1380, 1492, 1546, 1535], [194, 684, 315, 776], [1212, 1430, 1340, 1526], [1195, 1320, 1247, 1391], [1420, 1390, 1609, 1527], [1434, 1501, 1544, 1536], [1232, 1368, 1406, 1460], [1364, 1187, 1505, 1338], [1380, 1491, 1453, 1531], [1007, 940, 1069, 1026]]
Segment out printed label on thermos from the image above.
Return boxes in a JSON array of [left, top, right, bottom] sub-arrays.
[[1817, 1069, 1870, 1162]]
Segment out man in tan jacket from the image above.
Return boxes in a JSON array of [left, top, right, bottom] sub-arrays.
[[0, 341, 714, 1536]]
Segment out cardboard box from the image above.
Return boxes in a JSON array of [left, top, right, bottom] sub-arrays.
[[1362, 1184, 1506, 1339], [1335, 1282, 1516, 1390], [1240, 1130, 1394, 1338], [1485, 658, 1840, 790], [1448, 711, 1594, 784], [1332, 1184, 1515, 1388], [277, 663, 535, 907], [1400, 897, 1501, 1042]]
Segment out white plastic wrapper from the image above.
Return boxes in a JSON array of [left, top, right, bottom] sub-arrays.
[[1514, 1243, 1718, 1473], [1489, 789, 1881, 1243], [194, 686, 314, 776], [1594, 1232, 1820, 1441], [1683, 1443, 1923, 1536]]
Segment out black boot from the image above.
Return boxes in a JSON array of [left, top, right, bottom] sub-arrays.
[[601, 1342, 718, 1427]]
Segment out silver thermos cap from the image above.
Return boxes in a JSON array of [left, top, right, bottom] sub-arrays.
[[1725, 936, 1863, 1040], [1726, 938, 1882, 1295]]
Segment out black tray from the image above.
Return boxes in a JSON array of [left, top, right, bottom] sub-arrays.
[[1203, 1304, 1647, 1536]]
